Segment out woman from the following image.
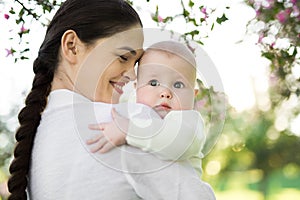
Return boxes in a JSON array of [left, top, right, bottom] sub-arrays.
[[8, 0, 143, 199], [8, 0, 215, 199]]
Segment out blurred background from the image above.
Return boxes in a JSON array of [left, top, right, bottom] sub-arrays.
[[0, 0, 299, 199]]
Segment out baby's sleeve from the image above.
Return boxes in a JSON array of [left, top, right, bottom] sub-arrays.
[[126, 110, 206, 161]]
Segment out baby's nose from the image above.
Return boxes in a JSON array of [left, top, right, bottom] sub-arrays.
[[160, 89, 172, 99]]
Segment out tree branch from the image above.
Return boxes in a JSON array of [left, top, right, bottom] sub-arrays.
[[15, 0, 40, 21]]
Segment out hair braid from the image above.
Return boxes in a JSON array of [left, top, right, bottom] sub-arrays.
[[7, 58, 54, 200]]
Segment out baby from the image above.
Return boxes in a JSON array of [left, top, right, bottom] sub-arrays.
[[87, 40, 205, 176]]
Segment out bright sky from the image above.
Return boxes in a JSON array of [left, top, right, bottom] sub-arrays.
[[0, 0, 270, 116]]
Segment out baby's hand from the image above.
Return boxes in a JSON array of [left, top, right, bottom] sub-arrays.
[[86, 108, 129, 153]]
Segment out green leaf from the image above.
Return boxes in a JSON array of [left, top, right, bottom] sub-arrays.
[[189, 0, 194, 7], [189, 18, 198, 26], [19, 8, 25, 18], [216, 14, 228, 24], [20, 56, 29, 60], [125, 0, 133, 5], [296, 88, 300, 96], [16, 17, 24, 24], [184, 30, 199, 39], [196, 40, 204, 45], [151, 5, 159, 22], [9, 8, 15, 15], [262, 52, 274, 60], [163, 16, 173, 23], [183, 9, 190, 18], [21, 48, 30, 53], [211, 22, 215, 31]]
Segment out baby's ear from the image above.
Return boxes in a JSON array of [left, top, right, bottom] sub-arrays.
[[194, 89, 199, 96]]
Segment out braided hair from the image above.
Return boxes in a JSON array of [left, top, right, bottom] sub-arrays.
[[7, 0, 142, 199]]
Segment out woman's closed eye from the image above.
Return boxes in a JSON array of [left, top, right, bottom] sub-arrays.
[[119, 55, 128, 62], [148, 79, 160, 87], [173, 81, 185, 89]]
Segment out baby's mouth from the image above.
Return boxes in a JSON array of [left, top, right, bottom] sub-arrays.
[[154, 103, 172, 110]]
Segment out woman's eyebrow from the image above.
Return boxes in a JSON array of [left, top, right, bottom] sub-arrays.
[[118, 46, 137, 55]]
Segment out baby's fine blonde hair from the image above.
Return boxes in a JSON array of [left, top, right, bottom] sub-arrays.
[[145, 40, 197, 68]]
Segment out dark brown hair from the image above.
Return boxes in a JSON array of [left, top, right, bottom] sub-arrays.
[[7, 0, 142, 199]]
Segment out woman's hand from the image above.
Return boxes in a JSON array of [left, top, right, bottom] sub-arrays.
[[86, 108, 129, 153]]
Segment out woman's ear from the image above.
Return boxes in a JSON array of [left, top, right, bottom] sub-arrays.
[[61, 30, 81, 64]]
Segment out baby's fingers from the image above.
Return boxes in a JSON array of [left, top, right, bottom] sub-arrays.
[[99, 142, 115, 153], [86, 134, 103, 145], [89, 137, 108, 153], [88, 123, 106, 130]]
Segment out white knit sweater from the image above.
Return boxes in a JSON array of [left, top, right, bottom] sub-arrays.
[[28, 89, 215, 200]]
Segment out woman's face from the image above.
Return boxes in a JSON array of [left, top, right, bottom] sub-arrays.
[[75, 27, 144, 103]]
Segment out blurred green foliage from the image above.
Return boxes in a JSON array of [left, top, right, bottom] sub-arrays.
[[0, 113, 15, 198], [203, 106, 300, 199]]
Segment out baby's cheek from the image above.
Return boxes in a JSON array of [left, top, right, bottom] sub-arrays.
[[178, 95, 195, 110]]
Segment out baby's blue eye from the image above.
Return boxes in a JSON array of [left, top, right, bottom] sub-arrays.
[[149, 79, 160, 87], [174, 81, 185, 88]]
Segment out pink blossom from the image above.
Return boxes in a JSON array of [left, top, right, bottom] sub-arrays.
[[201, 7, 208, 19], [292, 5, 300, 17], [157, 15, 163, 23], [276, 9, 292, 23], [5, 48, 14, 57], [20, 24, 28, 33], [291, 0, 297, 5], [256, 10, 261, 17], [4, 14, 9, 19], [263, 0, 275, 9], [257, 33, 264, 44], [196, 99, 207, 108]]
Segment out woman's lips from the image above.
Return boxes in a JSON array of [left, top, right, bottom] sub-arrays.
[[110, 81, 125, 95]]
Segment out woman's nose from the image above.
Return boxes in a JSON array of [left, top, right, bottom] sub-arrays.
[[160, 88, 172, 99], [123, 67, 137, 81]]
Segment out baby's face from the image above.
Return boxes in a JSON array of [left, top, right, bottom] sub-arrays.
[[136, 51, 196, 118]]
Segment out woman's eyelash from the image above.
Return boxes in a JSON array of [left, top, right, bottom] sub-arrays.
[[119, 55, 128, 61]]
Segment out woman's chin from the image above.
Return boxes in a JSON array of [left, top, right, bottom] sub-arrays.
[[111, 91, 122, 104]]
